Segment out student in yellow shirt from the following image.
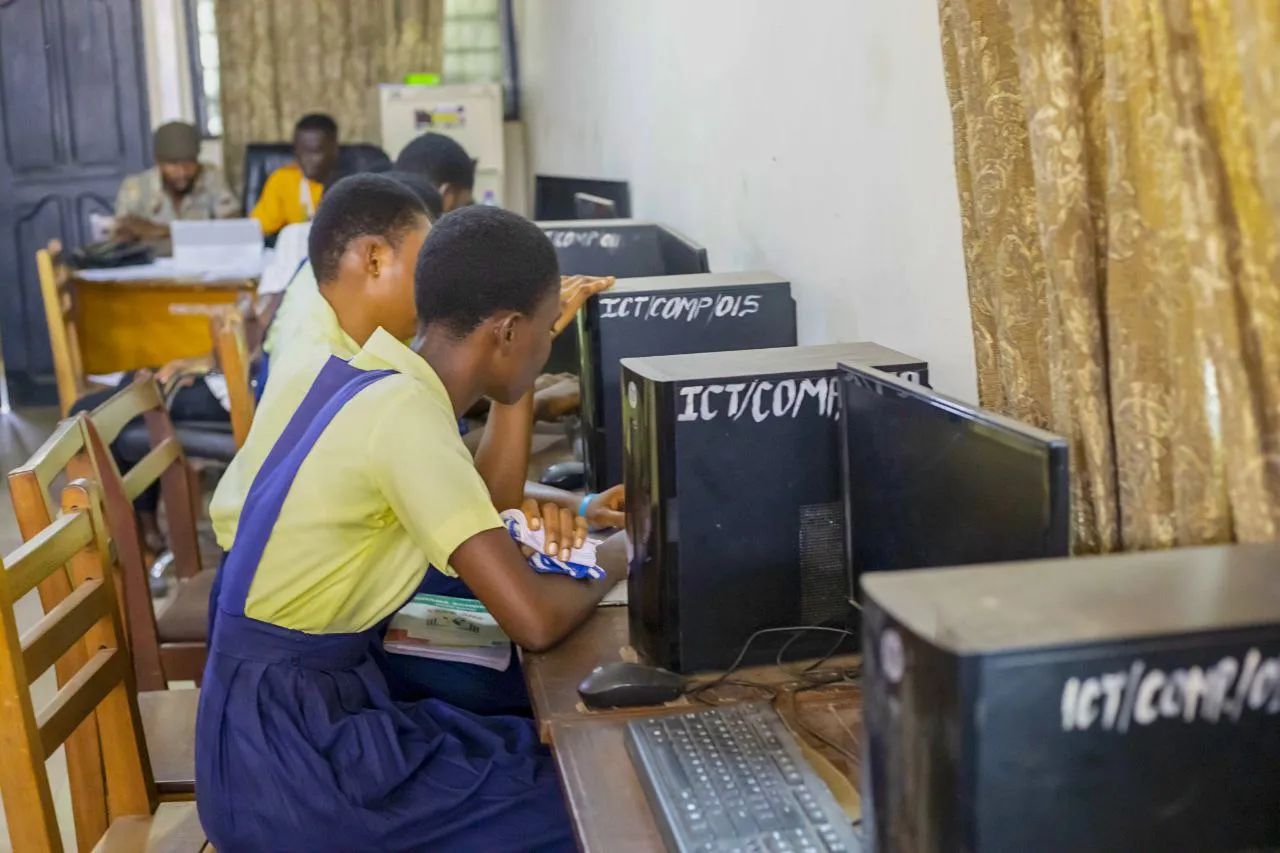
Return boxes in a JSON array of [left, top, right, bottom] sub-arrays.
[[197, 205, 620, 852], [250, 113, 340, 236], [209, 174, 620, 712]]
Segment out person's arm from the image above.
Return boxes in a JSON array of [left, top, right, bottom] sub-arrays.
[[473, 392, 534, 511], [524, 482, 625, 530], [449, 525, 625, 651], [375, 396, 619, 651], [206, 165, 241, 219]]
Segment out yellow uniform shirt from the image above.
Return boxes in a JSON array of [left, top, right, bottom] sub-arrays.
[[243, 329, 502, 632], [250, 163, 324, 236], [209, 271, 357, 549]]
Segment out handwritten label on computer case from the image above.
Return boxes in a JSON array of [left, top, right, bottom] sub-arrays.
[[598, 293, 762, 324], [676, 377, 840, 423], [1060, 649, 1280, 733], [674, 370, 925, 424], [545, 230, 622, 250]]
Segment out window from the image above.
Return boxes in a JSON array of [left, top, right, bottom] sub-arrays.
[[186, 0, 222, 137], [443, 0, 519, 119]]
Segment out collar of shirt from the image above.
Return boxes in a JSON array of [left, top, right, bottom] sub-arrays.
[[351, 328, 451, 404]]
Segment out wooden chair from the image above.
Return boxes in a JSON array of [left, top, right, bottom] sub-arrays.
[[85, 378, 213, 691], [0, 479, 207, 852], [36, 239, 106, 415], [7, 414, 200, 810], [209, 306, 255, 449]]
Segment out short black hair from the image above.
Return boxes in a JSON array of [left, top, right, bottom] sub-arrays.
[[394, 132, 475, 190], [415, 206, 559, 336], [383, 170, 444, 221], [308, 174, 428, 284], [295, 113, 338, 139]]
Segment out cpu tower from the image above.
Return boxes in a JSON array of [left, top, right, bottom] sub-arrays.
[[622, 343, 929, 673], [860, 544, 1280, 853], [579, 271, 799, 493]]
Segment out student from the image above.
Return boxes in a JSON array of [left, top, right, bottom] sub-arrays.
[[114, 121, 239, 243], [208, 176, 620, 712], [250, 113, 341, 237], [394, 131, 477, 211], [197, 206, 621, 852]]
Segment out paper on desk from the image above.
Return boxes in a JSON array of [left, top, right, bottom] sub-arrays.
[[74, 253, 271, 282], [384, 593, 513, 672], [600, 582, 628, 607]]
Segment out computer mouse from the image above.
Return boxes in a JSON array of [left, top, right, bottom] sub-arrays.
[[540, 460, 586, 491], [577, 661, 686, 710]]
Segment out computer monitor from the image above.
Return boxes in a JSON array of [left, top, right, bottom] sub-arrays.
[[623, 344, 929, 673], [573, 192, 618, 220], [535, 175, 632, 220], [838, 364, 1070, 602], [861, 543, 1280, 852]]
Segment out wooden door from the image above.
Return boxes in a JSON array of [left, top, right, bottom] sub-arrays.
[[0, 0, 150, 403]]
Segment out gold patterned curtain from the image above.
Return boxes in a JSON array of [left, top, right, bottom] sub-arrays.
[[214, 0, 445, 190], [938, 0, 1280, 553]]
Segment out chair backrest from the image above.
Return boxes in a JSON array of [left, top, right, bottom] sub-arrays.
[[210, 306, 255, 448], [9, 413, 172, 693], [88, 378, 203, 585], [0, 479, 155, 853], [240, 142, 393, 215], [5, 417, 112, 849], [35, 239, 86, 415]]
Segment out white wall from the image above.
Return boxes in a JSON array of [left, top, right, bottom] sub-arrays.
[[517, 0, 977, 399]]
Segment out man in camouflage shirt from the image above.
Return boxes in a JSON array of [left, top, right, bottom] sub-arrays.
[[113, 121, 239, 242]]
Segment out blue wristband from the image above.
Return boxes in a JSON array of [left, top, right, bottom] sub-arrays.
[[578, 493, 596, 518]]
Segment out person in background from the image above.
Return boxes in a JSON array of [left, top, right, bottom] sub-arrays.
[[395, 131, 584, 423], [113, 121, 239, 243], [196, 206, 620, 852], [394, 131, 476, 212], [250, 113, 341, 237]]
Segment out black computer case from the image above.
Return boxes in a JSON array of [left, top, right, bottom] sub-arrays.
[[861, 544, 1280, 853], [539, 220, 711, 374], [580, 271, 799, 493], [623, 343, 930, 674]]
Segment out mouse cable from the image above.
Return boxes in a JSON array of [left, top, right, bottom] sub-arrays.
[[687, 626, 857, 703]]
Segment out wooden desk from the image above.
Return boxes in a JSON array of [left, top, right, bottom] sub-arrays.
[[74, 275, 254, 373], [524, 607, 864, 852]]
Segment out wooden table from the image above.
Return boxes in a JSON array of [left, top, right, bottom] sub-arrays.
[[74, 275, 255, 374], [523, 607, 864, 852]]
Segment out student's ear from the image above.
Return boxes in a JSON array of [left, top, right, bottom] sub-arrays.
[[358, 235, 392, 279], [495, 312, 520, 349]]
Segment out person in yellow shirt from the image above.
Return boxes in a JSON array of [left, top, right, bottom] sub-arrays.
[[249, 113, 340, 236], [208, 174, 620, 713], [197, 205, 622, 852]]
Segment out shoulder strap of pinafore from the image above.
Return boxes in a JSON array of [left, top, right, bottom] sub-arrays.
[[216, 356, 397, 617]]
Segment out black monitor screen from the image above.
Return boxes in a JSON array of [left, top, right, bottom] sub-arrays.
[[840, 365, 1070, 594], [535, 176, 631, 220]]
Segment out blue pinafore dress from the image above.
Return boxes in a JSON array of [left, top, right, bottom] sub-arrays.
[[196, 357, 574, 853]]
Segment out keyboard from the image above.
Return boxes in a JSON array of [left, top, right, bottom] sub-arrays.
[[625, 701, 862, 853]]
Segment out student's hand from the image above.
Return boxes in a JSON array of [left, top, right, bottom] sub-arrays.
[[521, 497, 587, 561], [534, 375, 580, 421], [583, 485, 625, 530], [553, 275, 615, 337]]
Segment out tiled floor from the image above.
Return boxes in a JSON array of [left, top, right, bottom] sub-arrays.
[[0, 408, 78, 851]]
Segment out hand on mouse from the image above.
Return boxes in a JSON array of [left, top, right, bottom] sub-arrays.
[[521, 497, 588, 562]]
